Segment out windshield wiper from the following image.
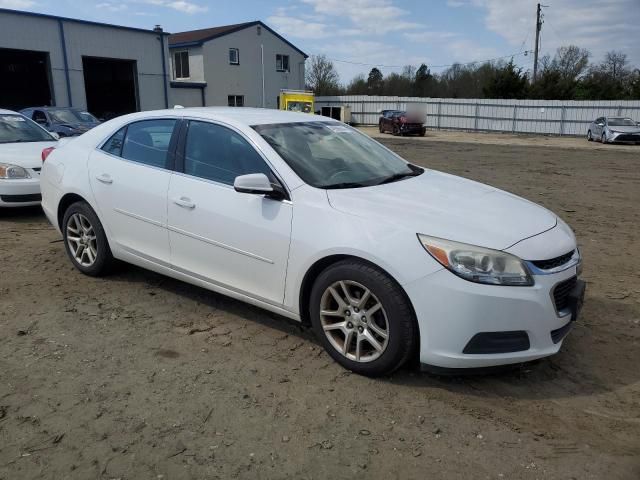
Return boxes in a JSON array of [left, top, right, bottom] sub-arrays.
[[322, 181, 370, 190], [375, 168, 423, 185]]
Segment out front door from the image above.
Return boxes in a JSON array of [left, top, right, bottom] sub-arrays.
[[167, 120, 292, 305], [88, 118, 178, 264]]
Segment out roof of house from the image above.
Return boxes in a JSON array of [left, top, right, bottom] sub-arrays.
[[169, 21, 308, 58], [0, 8, 169, 35]]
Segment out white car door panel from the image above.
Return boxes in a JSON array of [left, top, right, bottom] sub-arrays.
[[88, 119, 177, 263], [167, 120, 292, 305], [168, 176, 292, 304]]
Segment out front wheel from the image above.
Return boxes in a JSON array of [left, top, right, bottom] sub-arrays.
[[309, 260, 417, 377], [601, 133, 607, 144], [379, 122, 384, 133], [587, 130, 593, 141], [62, 201, 114, 276]]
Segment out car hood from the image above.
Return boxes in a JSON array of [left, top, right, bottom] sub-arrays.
[[327, 170, 558, 251], [0, 141, 58, 169], [609, 125, 640, 133]]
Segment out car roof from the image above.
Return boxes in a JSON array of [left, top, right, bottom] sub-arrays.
[[131, 107, 333, 126], [0, 108, 20, 115]]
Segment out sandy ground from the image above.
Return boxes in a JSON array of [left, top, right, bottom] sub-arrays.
[[1, 133, 639, 479]]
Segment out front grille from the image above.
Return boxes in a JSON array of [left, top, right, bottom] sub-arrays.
[[615, 134, 640, 142], [553, 276, 577, 311], [0, 194, 42, 203], [32, 167, 41, 172], [531, 250, 575, 270]]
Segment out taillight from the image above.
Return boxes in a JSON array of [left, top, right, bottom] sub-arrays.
[[42, 147, 55, 162]]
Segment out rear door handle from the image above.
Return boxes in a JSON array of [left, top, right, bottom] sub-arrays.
[[96, 174, 113, 184], [173, 197, 196, 209]]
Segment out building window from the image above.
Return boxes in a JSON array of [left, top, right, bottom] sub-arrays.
[[276, 54, 289, 72], [229, 48, 239, 65], [173, 51, 190, 79], [228, 95, 244, 107]]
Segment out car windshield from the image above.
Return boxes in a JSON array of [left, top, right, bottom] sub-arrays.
[[253, 121, 422, 189], [0, 114, 54, 143], [48, 109, 83, 124], [608, 118, 636, 127], [77, 111, 98, 123]]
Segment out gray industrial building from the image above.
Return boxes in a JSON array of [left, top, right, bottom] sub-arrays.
[[168, 21, 307, 108], [0, 8, 170, 119]]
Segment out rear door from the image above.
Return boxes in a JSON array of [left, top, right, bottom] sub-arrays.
[[88, 118, 179, 265], [167, 119, 292, 305]]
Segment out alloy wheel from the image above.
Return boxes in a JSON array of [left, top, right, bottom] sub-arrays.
[[319, 280, 389, 362], [66, 213, 98, 267]]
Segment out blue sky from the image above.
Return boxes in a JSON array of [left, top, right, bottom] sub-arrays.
[[2, 0, 638, 83]]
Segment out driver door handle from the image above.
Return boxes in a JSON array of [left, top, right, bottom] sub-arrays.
[[173, 197, 196, 209], [96, 174, 113, 184]]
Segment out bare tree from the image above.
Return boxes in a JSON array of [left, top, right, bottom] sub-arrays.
[[305, 55, 341, 95], [602, 51, 629, 80], [551, 45, 590, 81]]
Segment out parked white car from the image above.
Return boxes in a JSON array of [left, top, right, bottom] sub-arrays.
[[0, 109, 59, 207], [40, 108, 585, 376]]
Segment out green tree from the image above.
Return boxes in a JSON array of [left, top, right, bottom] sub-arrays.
[[483, 60, 527, 99], [345, 74, 368, 95], [367, 67, 384, 94]]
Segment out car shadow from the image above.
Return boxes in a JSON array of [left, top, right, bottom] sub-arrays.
[[109, 262, 639, 401]]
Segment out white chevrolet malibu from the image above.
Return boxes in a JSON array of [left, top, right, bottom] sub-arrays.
[[40, 108, 585, 376], [0, 109, 59, 207]]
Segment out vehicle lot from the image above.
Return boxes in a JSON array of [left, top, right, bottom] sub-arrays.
[[1, 132, 639, 479]]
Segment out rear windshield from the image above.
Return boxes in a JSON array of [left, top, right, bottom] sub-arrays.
[[0, 114, 54, 143]]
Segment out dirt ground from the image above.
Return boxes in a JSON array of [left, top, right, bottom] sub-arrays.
[[1, 132, 639, 479]]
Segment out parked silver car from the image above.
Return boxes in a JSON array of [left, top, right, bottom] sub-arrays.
[[587, 116, 640, 144]]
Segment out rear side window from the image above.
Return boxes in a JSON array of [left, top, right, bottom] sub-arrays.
[[121, 119, 177, 168], [102, 127, 126, 156], [184, 121, 271, 185]]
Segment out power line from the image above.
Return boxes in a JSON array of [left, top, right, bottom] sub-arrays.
[[317, 49, 534, 70]]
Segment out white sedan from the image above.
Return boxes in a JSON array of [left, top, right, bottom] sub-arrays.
[[0, 109, 59, 207], [40, 108, 585, 376]]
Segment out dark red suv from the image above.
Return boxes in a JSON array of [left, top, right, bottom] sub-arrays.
[[379, 110, 426, 136]]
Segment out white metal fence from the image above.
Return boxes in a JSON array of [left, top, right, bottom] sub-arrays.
[[315, 95, 640, 136]]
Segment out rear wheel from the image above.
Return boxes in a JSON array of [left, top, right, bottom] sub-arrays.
[[62, 201, 114, 276], [310, 260, 417, 377]]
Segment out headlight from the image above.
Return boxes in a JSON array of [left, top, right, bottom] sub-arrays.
[[0, 163, 31, 179], [417, 234, 534, 286]]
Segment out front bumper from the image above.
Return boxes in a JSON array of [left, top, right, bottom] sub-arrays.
[[0, 176, 41, 207], [399, 123, 426, 135], [608, 131, 640, 143], [405, 260, 583, 369]]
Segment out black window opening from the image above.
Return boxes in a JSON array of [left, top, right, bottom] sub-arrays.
[[276, 54, 290, 72], [229, 48, 239, 65], [174, 51, 190, 79], [82, 56, 138, 120], [0, 47, 53, 110], [228, 95, 244, 107]]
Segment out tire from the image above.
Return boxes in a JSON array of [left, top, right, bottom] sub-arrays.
[[587, 130, 593, 141], [392, 125, 400, 136], [420, 129, 426, 137], [62, 201, 114, 276], [309, 259, 417, 377], [379, 122, 384, 133], [601, 133, 607, 144]]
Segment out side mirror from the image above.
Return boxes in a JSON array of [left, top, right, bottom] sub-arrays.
[[50, 132, 60, 140], [234, 173, 286, 200]]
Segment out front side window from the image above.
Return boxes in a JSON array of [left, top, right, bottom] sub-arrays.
[[228, 95, 244, 107], [174, 51, 190, 79], [276, 54, 290, 72], [184, 121, 271, 185], [0, 114, 55, 143], [229, 48, 239, 65], [120, 119, 177, 168], [254, 122, 421, 189]]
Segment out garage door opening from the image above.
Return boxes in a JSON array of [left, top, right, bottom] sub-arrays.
[[0, 48, 53, 111], [82, 56, 138, 120]]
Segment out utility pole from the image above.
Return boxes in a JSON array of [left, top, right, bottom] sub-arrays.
[[533, 3, 545, 82]]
